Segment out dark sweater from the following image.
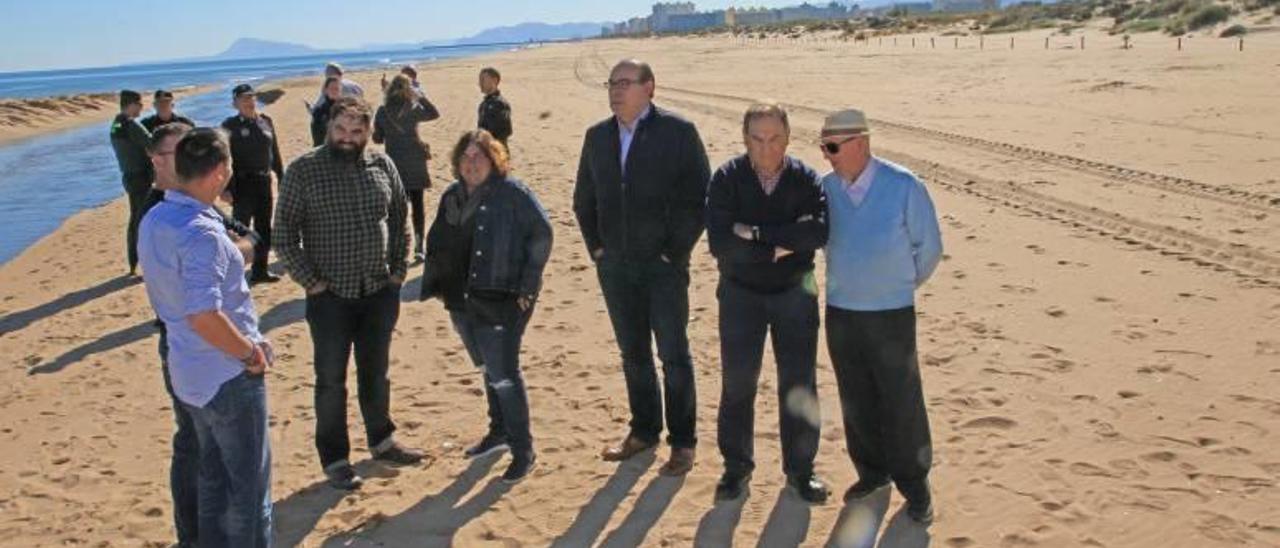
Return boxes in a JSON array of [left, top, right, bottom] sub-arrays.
[[706, 154, 828, 293], [573, 105, 711, 265]]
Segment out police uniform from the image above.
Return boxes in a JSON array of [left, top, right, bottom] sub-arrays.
[[109, 112, 154, 273], [478, 90, 512, 146], [220, 85, 284, 280], [140, 112, 195, 132]]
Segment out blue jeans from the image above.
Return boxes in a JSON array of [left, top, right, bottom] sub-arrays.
[[182, 373, 273, 548], [158, 326, 200, 546], [449, 307, 534, 456]]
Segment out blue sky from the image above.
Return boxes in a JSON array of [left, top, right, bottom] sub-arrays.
[[0, 0, 810, 72]]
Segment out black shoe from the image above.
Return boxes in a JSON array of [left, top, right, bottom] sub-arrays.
[[502, 454, 536, 484], [324, 462, 364, 491], [373, 442, 425, 466], [787, 473, 831, 504], [249, 272, 281, 285], [906, 498, 934, 526], [843, 478, 891, 503], [714, 470, 751, 502], [464, 433, 510, 459]]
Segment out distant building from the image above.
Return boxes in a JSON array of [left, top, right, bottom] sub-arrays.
[[727, 7, 782, 26], [667, 10, 729, 32], [779, 2, 853, 22], [652, 2, 698, 31]]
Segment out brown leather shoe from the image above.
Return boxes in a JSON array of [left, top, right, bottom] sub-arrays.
[[601, 435, 656, 462], [659, 447, 695, 476]]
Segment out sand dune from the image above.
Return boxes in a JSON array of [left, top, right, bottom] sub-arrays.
[[0, 27, 1277, 547]]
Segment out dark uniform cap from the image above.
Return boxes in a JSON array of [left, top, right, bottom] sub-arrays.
[[232, 83, 256, 99]]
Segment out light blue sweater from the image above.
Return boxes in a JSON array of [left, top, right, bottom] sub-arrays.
[[823, 157, 943, 311]]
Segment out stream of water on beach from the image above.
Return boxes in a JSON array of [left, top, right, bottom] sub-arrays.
[[0, 43, 520, 265]]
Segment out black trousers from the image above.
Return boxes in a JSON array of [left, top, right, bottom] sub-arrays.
[[407, 188, 425, 242], [596, 257, 697, 449], [231, 175, 272, 277], [126, 185, 154, 272], [826, 305, 932, 503], [305, 284, 400, 468], [717, 279, 820, 478]]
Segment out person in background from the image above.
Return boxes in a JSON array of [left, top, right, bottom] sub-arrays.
[[309, 77, 342, 147], [373, 74, 440, 263], [819, 108, 943, 526], [477, 67, 512, 147], [275, 97, 424, 491], [141, 89, 195, 132], [324, 62, 364, 97], [138, 127, 274, 547], [420, 129, 552, 484], [109, 89, 154, 276], [220, 84, 284, 284]]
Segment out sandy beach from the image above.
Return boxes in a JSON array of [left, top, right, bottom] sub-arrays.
[[0, 26, 1278, 547]]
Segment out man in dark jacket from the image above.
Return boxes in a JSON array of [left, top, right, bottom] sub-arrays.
[[706, 102, 830, 504], [140, 89, 195, 132], [573, 59, 710, 477], [477, 67, 512, 146], [221, 84, 284, 284], [109, 89, 154, 276]]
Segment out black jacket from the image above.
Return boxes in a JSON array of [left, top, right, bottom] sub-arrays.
[[373, 96, 441, 190], [420, 175, 552, 303], [220, 113, 285, 191], [477, 91, 512, 143], [573, 105, 710, 266], [140, 112, 195, 132], [707, 155, 827, 293], [109, 113, 154, 191]]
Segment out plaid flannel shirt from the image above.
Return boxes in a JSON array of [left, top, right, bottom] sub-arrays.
[[275, 146, 410, 298]]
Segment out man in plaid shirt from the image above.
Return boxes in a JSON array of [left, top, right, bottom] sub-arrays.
[[275, 96, 424, 490]]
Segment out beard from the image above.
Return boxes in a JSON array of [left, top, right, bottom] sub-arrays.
[[329, 138, 367, 161]]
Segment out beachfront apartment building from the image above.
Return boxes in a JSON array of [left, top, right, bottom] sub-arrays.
[[603, 1, 858, 36]]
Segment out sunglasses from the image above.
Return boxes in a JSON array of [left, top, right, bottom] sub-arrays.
[[820, 135, 862, 155]]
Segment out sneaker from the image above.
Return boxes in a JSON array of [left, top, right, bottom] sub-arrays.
[[501, 454, 537, 484], [464, 433, 510, 459], [324, 462, 364, 491], [714, 470, 751, 502], [373, 442, 425, 466], [248, 272, 281, 285], [843, 478, 891, 503]]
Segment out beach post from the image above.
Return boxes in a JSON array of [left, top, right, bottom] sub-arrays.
[[1081, 35, 1086, 50], [1239, 37, 1244, 52], [931, 37, 936, 48], [912, 37, 916, 48], [1177, 36, 1182, 50], [980, 35, 985, 50], [1011, 37, 1015, 49], [955, 37, 959, 49], [894, 37, 898, 46], [1045, 36, 1050, 49]]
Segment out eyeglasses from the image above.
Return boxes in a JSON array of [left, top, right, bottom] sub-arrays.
[[820, 135, 862, 155], [604, 78, 642, 90]]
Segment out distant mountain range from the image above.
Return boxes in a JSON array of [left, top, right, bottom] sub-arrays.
[[212, 21, 608, 60]]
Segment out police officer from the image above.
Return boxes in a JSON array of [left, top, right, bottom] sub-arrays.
[[477, 67, 512, 147], [109, 89, 154, 276], [220, 83, 284, 284], [140, 89, 195, 132]]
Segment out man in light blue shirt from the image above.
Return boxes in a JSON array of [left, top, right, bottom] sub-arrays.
[[819, 109, 942, 526], [138, 127, 273, 547]]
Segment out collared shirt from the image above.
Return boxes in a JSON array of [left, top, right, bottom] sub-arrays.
[[618, 104, 652, 175], [220, 113, 284, 180], [138, 190, 263, 407], [275, 146, 411, 299], [844, 160, 877, 207]]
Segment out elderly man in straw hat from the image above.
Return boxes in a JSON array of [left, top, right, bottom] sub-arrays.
[[818, 109, 943, 525]]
